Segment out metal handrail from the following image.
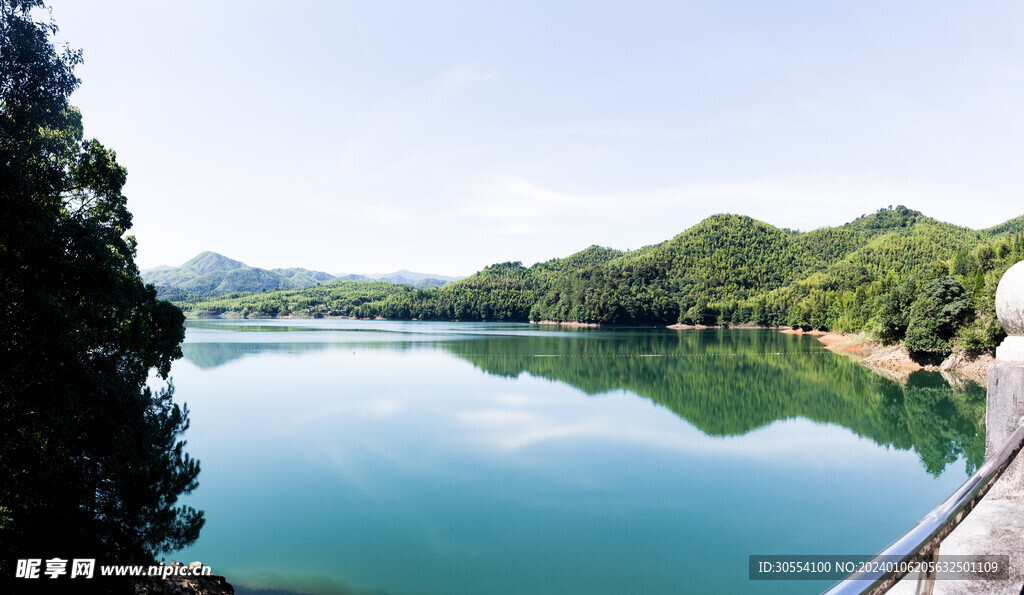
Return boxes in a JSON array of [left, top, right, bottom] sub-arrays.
[[824, 416, 1024, 595]]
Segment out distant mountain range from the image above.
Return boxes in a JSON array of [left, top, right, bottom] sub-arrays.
[[335, 270, 463, 287], [141, 252, 462, 299]]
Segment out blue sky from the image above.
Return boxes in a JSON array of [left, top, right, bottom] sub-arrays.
[[47, 1, 1024, 276]]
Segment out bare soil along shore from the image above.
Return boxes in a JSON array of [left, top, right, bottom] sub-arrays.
[[778, 328, 993, 376], [532, 320, 601, 328], [854, 340, 994, 375]]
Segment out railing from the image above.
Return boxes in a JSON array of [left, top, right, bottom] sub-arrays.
[[824, 417, 1024, 595]]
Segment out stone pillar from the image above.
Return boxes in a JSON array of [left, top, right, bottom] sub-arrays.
[[987, 261, 1024, 498]]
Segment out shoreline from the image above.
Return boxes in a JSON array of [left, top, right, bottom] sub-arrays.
[[182, 313, 994, 374], [804, 331, 995, 375], [531, 320, 601, 328]]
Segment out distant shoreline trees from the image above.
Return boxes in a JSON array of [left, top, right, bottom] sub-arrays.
[[179, 208, 1024, 360]]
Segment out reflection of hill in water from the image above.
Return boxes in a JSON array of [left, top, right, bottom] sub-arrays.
[[180, 328, 985, 476], [443, 330, 986, 477], [180, 341, 419, 369], [182, 343, 323, 369]]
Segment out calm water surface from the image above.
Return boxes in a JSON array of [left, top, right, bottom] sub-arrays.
[[170, 320, 986, 594]]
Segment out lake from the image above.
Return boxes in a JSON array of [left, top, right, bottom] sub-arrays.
[[170, 319, 986, 594]]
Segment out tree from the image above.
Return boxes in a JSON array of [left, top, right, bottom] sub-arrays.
[[904, 277, 972, 359], [875, 279, 917, 344], [951, 249, 973, 277], [1, 0, 202, 586], [922, 261, 951, 282], [972, 267, 985, 298], [976, 244, 995, 271]]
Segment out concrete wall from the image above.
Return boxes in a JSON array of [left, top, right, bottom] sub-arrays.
[[986, 362, 1024, 499]]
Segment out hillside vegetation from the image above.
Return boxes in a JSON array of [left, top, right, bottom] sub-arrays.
[[143, 251, 334, 299], [984, 214, 1024, 236], [144, 251, 457, 299], [176, 280, 411, 318], [175, 206, 1024, 358]]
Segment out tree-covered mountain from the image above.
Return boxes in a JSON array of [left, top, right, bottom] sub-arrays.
[[338, 269, 464, 284], [141, 251, 332, 298], [175, 280, 413, 318], [984, 214, 1024, 236], [143, 251, 459, 298], [336, 269, 463, 289], [174, 206, 1024, 358]]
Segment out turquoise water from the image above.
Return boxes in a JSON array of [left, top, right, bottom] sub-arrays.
[[171, 320, 985, 594]]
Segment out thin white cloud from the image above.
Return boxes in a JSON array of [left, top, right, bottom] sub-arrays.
[[461, 172, 989, 233]]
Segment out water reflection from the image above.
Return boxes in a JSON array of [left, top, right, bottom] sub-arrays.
[[446, 331, 985, 476], [181, 323, 985, 477], [176, 321, 984, 594]]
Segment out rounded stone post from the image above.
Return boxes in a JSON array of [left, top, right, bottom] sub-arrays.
[[996, 261, 1024, 362], [988, 260, 1024, 497]]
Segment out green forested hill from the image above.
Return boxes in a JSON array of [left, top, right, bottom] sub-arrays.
[[984, 214, 1024, 236], [143, 251, 336, 298], [841, 205, 929, 236], [612, 214, 806, 297], [175, 206, 1024, 357], [817, 221, 984, 287], [146, 251, 460, 299], [533, 245, 625, 274], [176, 280, 413, 318]]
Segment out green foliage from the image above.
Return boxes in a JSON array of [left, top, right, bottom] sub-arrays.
[[972, 267, 985, 298], [1, 0, 201, 578], [179, 280, 410, 318], [146, 251, 460, 299], [844, 205, 924, 235], [952, 250, 1017, 354], [904, 277, 972, 358], [532, 245, 624, 274], [951, 249, 973, 277], [983, 214, 1024, 236], [169, 207, 1024, 360], [874, 279, 917, 344], [976, 244, 995, 271], [143, 251, 336, 298]]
